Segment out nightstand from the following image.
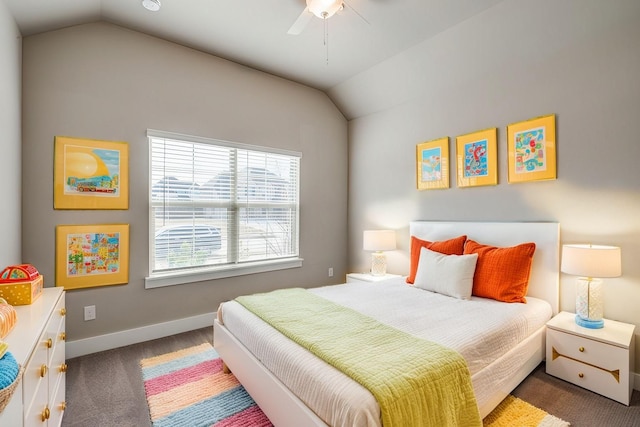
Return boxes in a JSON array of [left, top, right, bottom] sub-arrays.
[[546, 311, 636, 405], [346, 273, 402, 283]]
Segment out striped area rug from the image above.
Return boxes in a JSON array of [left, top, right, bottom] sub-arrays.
[[140, 343, 272, 427], [142, 343, 569, 427]]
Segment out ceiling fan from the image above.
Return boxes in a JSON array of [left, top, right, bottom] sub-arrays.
[[287, 0, 346, 35]]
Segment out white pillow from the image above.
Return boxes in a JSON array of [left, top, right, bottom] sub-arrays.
[[414, 247, 478, 300]]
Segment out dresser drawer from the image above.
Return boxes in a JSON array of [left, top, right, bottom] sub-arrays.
[[46, 297, 65, 364], [47, 296, 66, 402], [22, 338, 49, 413], [48, 374, 66, 427], [546, 328, 630, 404], [24, 375, 49, 427]]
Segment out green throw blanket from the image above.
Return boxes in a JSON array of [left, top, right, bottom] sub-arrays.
[[236, 288, 481, 427]]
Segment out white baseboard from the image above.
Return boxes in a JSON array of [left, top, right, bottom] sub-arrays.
[[65, 312, 215, 359]]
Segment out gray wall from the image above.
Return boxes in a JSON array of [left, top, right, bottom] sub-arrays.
[[340, 0, 640, 369], [22, 22, 348, 341], [0, 1, 21, 267]]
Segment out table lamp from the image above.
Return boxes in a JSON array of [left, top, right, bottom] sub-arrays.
[[363, 230, 396, 276], [561, 244, 621, 329]]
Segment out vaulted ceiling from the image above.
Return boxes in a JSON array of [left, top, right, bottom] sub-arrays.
[[5, 0, 504, 91]]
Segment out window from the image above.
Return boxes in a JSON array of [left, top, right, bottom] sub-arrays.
[[146, 130, 301, 288]]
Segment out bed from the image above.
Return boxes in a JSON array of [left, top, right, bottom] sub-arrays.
[[213, 221, 560, 426]]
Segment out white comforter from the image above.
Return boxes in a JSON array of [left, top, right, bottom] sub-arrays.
[[219, 277, 552, 426]]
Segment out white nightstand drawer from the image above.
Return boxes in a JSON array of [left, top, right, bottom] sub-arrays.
[[547, 349, 628, 403], [548, 328, 627, 372]]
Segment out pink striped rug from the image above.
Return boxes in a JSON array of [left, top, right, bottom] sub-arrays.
[[140, 343, 273, 427]]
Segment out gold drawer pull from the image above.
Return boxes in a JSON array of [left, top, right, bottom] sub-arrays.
[[41, 406, 50, 421], [60, 308, 67, 316], [579, 346, 585, 352], [60, 401, 67, 411], [59, 363, 68, 373], [578, 373, 584, 378], [40, 364, 48, 377], [60, 332, 66, 341], [46, 338, 53, 348]]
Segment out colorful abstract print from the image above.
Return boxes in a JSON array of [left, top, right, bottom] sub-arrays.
[[66, 232, 120, 277], [515, 126, 547, 174], [463, 139, 488, 178]]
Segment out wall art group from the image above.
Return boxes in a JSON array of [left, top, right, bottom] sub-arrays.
[[416, 114, 556, 190]]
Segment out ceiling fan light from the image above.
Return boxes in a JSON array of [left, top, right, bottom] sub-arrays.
[[307, 0, 343, 19], [142, 0, 161, 12]]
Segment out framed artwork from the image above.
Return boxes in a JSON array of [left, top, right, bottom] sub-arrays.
[[507, 114, 557, 183], [54, 136, 129, 209], [55, 224, 130, 290], [416, 137, 449, 190], [455, 128, 497, 188]]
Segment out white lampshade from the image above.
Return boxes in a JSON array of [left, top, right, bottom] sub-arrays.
[[561, 244, 621, 329], [363, 230, 396, 276], [561, 244, 621, 278], [363, 230, 396, 252]]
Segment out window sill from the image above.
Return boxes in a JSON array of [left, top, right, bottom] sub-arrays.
[[145, 257, 304, 289]]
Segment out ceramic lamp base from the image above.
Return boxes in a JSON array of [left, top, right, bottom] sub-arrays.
[[575, 315, 604, 329], [370, 252, 387, 276]]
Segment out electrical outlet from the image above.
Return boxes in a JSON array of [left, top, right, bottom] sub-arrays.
[[328, 267, 334, 277], [84, 305, 96, 321]]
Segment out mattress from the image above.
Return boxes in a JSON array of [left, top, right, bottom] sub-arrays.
[[218, 276, 552, 427]]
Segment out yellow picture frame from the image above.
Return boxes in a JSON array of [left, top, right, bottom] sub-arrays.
[[416, 137, 449, 190], [54, 136, 129, 209], [55, 224, 130, 290], [507, 114, 557, 183], [455, 128, 498, 188]]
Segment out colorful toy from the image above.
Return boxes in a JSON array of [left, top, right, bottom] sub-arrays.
[[0, 297, 16, 339], [0, 264, 44, 305]]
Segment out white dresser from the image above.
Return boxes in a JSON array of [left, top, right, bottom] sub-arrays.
[[0, 287, 66, 426]]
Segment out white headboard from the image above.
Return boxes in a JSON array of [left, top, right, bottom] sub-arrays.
[[409, 221, 560, 314]]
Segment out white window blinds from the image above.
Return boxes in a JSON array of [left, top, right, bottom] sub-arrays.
[[148, 130, 301, 280]]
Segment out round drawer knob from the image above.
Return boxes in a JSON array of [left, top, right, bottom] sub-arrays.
[[60, 308, 67, 316], [59, 363, 68, 373], [46, 338, 53, 348], [578, 373, 584, 378], [41, 406, 50, 421], [40, 364, 48, 377], [60, 401, 67, 411], [579, 346, 585, 352], [60, 332, 67, 341]]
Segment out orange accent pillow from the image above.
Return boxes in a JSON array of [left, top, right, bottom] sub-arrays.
[[463, 239, 536, 303], [406, 235, 467, 284]]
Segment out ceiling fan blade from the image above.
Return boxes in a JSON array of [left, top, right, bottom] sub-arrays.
[[287, 7, 313, 35], [343, 1, 370, 25]]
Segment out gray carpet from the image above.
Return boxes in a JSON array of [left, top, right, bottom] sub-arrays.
[[62, 327, 640, 426]]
